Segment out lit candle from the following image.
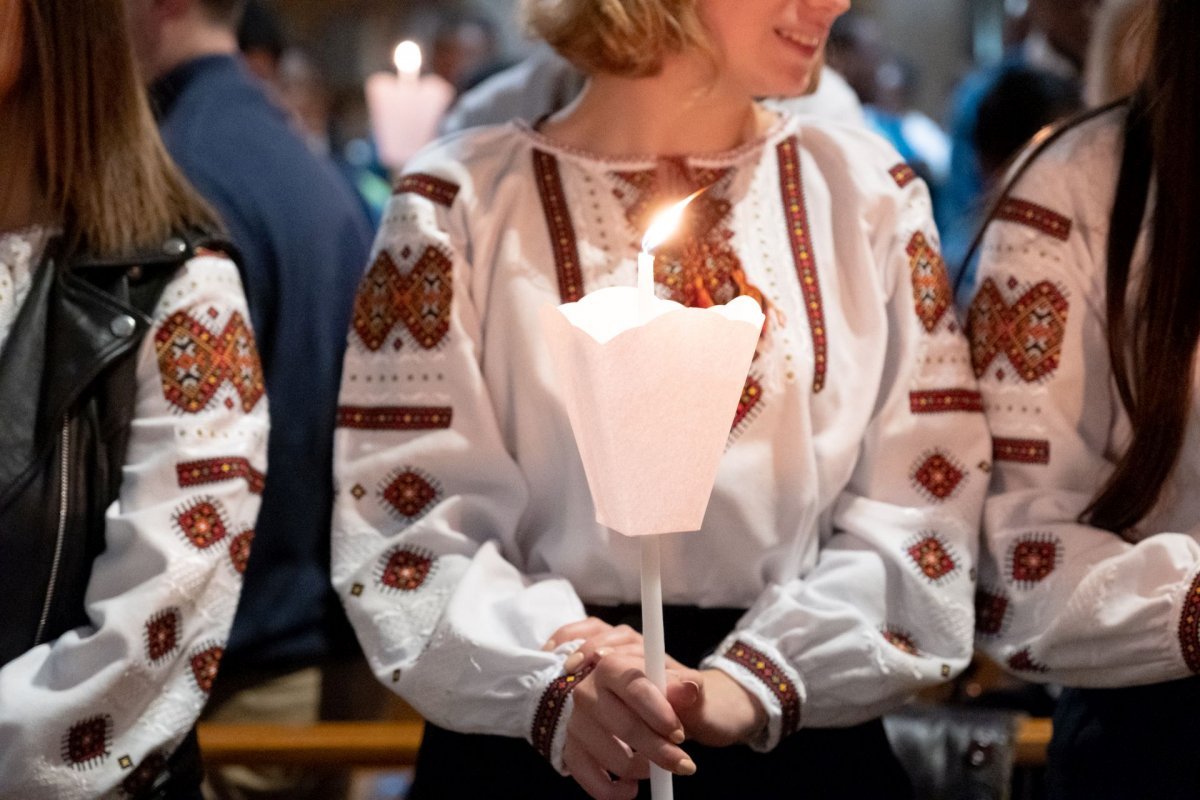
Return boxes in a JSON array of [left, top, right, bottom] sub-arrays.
[[393, 40, 422, 82], [638, 190, 704, 321], [364, 40, 454, 170]]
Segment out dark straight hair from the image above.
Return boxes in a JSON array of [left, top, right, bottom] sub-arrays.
[[1085, 0, 1200, 534]]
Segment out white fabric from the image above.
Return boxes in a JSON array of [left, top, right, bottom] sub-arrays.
[[0, 253, 268, 799], [972, 108, 1200, 687], [333, 111, 988, 759], [765, 67, 867, 129], [0, 227, 51, 349]]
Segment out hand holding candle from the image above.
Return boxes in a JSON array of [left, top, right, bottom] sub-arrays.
[[364, 40, 454, 170]]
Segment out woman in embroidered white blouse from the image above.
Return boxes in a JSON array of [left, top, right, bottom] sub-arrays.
[[332, 1, 988, 797], [0, 2, 268, 798]]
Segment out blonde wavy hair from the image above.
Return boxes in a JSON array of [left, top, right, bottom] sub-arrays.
[[522, 0, 712, 77]]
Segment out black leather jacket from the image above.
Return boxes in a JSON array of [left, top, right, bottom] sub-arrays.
[[0, 233, 214, 797]]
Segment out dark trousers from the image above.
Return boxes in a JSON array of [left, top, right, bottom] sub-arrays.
[[410, 605, 913, 800], [1047, 677, 1200, 800]]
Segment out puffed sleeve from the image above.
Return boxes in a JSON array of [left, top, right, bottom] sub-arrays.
[[968, 124, 1200, 686], [331, 163, 588, 770], [0, 254, 268, 799], [703, 155, 990, 748]]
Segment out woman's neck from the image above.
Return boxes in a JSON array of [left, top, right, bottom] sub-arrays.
[[540, 56, 770, 159], [0, 97, 49, 234]]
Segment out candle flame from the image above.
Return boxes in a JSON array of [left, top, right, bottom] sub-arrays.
[[393, 40, 422, 77], [641, 187, 707, 253]]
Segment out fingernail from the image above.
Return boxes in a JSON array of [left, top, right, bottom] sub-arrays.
[[545, 638, 557, 651], [595, 647, 611, 659], [675, 757, 696, 776], [563, 652, 585, 673], [682, 680, 701, 704], [670, 728, 685, 744]]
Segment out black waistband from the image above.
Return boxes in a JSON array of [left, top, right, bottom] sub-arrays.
[[583, 604, 747, 668]]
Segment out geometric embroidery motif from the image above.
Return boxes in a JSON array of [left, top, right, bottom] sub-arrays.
[[62, 715, 112, 769], [906, 232, 952, 333], [351, 246, 453, 352], [176, 457, 265, 494], [778, 136, 828, 393], [909, 389, 984, 414], [380, 468, 441, 521], [533, 149, 584, 303], [1178, 572, 1200, 673], [890, 163, 918, 188], [377, 546, 435, 592], [121, 752, 168, 797], [1007, 533, 1061, 587], [968, 278, 1069, 383], [975, 588, 1010, 637], [154, 310, 264, 413], [336, 405, 453, 431], [189, 643, 224, 695], [229, 529, 255, 575], [145, 608, 181, 664], [1007, 647, 1048, 674], [993, 437, 1050, 465], [173, 498, 228, 550], [394, 173, 460, 207], [882, 627, 921, 656], [724, 640, 802, 737], [731, 374, 764, 436], [905, 533, 959, 583], [911, 450, 966, 502], [532, 662, 596, 761], [996, 197, 1072, 241]]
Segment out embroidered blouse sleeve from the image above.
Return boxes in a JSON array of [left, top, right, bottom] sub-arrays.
[[704, 159, 990, 747], [969, 133, 1200, 686], [331, 166, 588, 766], [0, 254, 268, 799]]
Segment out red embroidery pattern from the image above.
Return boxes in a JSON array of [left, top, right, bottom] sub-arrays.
[[731, 374, 764, 435], [910, 389, 984, 414], [968, 278, 1069, 383], [533, 149, 584, 302], [144, 608, 181, 664], [889, 163, 918, 188], [1007, 647, 1048, 674], [906, 533, 959, 583], [189, 644, 224, 695], [996, 197, 1072, 241], [174, 498, 229, 550], [911, 451, 966, 502], [395, 173, 460, 206], [381, 468, 441, 520], [725, 641, 801, 736], [62, 715, 112, 769], [906, 232, 952, 333], [993, 437, 1050, 465], [154, 310, 264, 413], [610, 161, 766, 312], [336, 405, 453, 430], [1008, 533, 1061, 587], [351, 247, 452, 351], [378, 546, 435, 592], [882, 627, 921, 656], [229, 529, 254, 575], [121, 753, 167, 797], [176, 457, 264, 494], [778, 136, 828, 393], [1178, 572, 1200, 672], [532, 663, 596, 761], [975, 589, 1010, 637]]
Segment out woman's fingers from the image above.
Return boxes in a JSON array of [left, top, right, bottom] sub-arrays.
[[544, 616, 612, 651], [585, 659, 695, 775], [569, 712, 651, 781], [563, 732, 640, 800]]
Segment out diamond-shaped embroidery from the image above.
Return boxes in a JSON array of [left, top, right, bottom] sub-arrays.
[[145, 608, 180, 663], [379, 547, 434, 592], [190, 644, 224, 694], [174, 499, 228, 549], [381, 469, 440, 521], [229, 529, 254, 575], [911, 451, 966, 502], [906, 534, 958, 582], [906, 232, 951, 333], [62, 715, 112, 769], [1008, 534, 1060, 587], [882, 627, 920, 656], [351, 246, 453, 352], [154, 310, 264, 413]]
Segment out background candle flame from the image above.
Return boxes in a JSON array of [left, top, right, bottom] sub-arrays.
[[641, 187, 707, 253], [393, 40, 422, 77]]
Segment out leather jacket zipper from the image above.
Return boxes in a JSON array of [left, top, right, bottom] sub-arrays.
[[33, 419, 70, 646]]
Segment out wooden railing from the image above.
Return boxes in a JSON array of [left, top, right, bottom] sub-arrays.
[[197, 716, 1052, 767]]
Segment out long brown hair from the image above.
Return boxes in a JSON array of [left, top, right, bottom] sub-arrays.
[[1085, 0, 1200, 533], [22, 0, 217, 256]]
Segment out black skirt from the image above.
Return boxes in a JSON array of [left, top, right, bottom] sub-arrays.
[[409, 605, 914, 800], [1047, 676, 1200, 800]]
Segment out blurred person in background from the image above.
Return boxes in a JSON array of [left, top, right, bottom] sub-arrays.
[[429, 9, 507, 93], [123, 0, 377, 797], [0, 0, 267, 796], [1083, 0, 1153, 106]]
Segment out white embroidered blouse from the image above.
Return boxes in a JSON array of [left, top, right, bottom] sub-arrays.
[[970, 108, 1200, 685], [332, 110, 989, 766], [0, 231, 269, 799]]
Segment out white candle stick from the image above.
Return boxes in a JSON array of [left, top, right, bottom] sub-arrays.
[[640, 534, 673, 799]]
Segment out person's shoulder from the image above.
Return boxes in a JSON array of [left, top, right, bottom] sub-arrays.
[[1012, 104, 1123, 185], [781, 113, 919, 197], [397, 123, 532, 206]]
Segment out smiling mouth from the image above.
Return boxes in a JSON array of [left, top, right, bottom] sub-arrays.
[[775, 29, 823, 50]]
